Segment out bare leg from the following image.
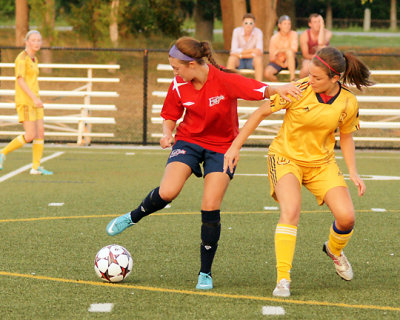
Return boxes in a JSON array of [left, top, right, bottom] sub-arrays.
[[226, 55, 239, 71], [264, 65, 279, 82], [299, 59, 311, 79], [159, 161, 193, 202], [253, 55, 264, 82]]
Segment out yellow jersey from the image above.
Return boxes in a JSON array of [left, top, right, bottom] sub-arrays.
[[269, 78, 360, 167], [15, 50, 40, 106]]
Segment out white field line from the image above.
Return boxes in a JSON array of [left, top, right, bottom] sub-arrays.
[[88, 303, 114, 313], [235, 173, 400, 180], [0, 151, 64, 183]]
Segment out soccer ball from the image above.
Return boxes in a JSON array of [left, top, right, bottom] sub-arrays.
[[94, 244, 133, 283]]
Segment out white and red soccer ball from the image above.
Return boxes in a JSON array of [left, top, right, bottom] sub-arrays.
[[94, 244, 133, 283]]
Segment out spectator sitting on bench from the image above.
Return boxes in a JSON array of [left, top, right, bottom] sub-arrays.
[[264, 15, 298, 82], [299, 14, 332, 78], [226, 13, 264, 81]]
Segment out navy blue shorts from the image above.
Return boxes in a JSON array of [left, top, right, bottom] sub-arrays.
[[238, 58, 253, 70], [268, 59, 298, 74], [166, 140, 235, 179]]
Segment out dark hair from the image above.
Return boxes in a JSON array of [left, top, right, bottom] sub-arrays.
[[312, 47, 373, 90], [308, 13, 321, 22], [242, 13, 256, 21], [172, 37, 233, 73]]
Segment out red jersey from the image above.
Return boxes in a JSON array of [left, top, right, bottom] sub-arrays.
[[161, 65, 268, 153]]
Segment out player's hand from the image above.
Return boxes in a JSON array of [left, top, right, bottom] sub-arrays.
[[33, 97, 43, 108], [350, 173, 366, 196], [273, 83, 301, 102], [223, 146, 240, 174], [319, 16, 325, 29], [160, 134, 173, 149]]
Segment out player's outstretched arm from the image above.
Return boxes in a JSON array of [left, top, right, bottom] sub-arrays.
[[268, 83, 301, 102], [224, 100, 272, 173]]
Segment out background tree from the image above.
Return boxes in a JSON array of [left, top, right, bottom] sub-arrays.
[[15, 0, 29, 46], [220, 0, 246, 50], [193, 0, 220, 42], [277, 0, 296, 28], [68, 0, 104, 47], [390, 0, 397, 31], [362, 0, 373, 31], [326, 0, 333, 29], [110, 0, 119, 47], [250, 0, 278, 51], [29, 0, 57, 72]]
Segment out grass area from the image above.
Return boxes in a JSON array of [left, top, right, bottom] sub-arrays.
[[0, 146, 400, 319]]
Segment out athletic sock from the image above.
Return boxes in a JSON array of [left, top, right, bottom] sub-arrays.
[[130, 187, 170, 223], [1, 134, 26, 155], [275, 224, 297, 283], [327, 221, 354, 256], [200, 210, 221, 275], [32, 139, 44, 170]]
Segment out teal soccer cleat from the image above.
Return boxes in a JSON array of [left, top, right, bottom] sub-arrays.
[[0, 153, 5, 170], [196, 272, 213, 290], [106, 212, 135, 236], [30, 167, 53, 175]]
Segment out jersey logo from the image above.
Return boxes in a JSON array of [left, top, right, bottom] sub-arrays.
[[339, 111, 347, 125], [169, 148, 187, 158], [304, 106, 310, 112], [183, 102, 195, 106], [279, 97, 288, 106], [209, 95, 225, 107], [277, 157, 290, 165], [172, 77, 188, 99]]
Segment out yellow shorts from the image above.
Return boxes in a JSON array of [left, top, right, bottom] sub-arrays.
[[16, 104, 44, 123], [267, 153, 348, 205]]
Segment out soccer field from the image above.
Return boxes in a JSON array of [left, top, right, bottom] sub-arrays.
[[0, 145, 399, 319]]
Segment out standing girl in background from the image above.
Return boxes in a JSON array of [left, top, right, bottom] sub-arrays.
[[0, 30, 53, 175], [224, 46, 372, 297], [106, 36, 300, 290]]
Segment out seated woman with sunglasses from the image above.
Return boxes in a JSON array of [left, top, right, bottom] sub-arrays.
[[226, 13, 264, 82]]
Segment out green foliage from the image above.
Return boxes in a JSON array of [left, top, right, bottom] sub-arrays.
[[124, 0, 185, 37], [67, 0, 107, 47], [0, 0, 14, 18], [29, 0, 58, 44], [295, 0, 399, 20]]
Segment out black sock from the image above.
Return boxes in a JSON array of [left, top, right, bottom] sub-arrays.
[[130, 187, 170, 223], [199, 210, 221, 274]]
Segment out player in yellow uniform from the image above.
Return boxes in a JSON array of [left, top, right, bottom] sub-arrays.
[[0, 30, 53, 175], [224, 46, 373, 297]]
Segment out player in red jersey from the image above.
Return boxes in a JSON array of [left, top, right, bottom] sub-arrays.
[[106, 36, 300, 290], [224, 46, 373, 297]]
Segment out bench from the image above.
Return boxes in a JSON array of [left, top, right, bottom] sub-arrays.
[[0, 63, 119, 145], [151, 64, 400, 144]]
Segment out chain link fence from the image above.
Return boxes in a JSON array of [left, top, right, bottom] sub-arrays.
[[0, 46, 399, 149]]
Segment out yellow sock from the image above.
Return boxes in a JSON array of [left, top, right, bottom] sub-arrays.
[[32, 139, 44, 170], [275, 224, 297, 283], [327, 223, 354, 256], [1, 135, 26, 156]]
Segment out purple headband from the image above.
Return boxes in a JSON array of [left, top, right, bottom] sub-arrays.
[[169, 44, 195, 61]]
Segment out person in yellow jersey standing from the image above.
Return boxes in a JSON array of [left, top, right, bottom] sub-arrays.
[[0, 30, 53, 175], [224, 46, 373, 297]]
